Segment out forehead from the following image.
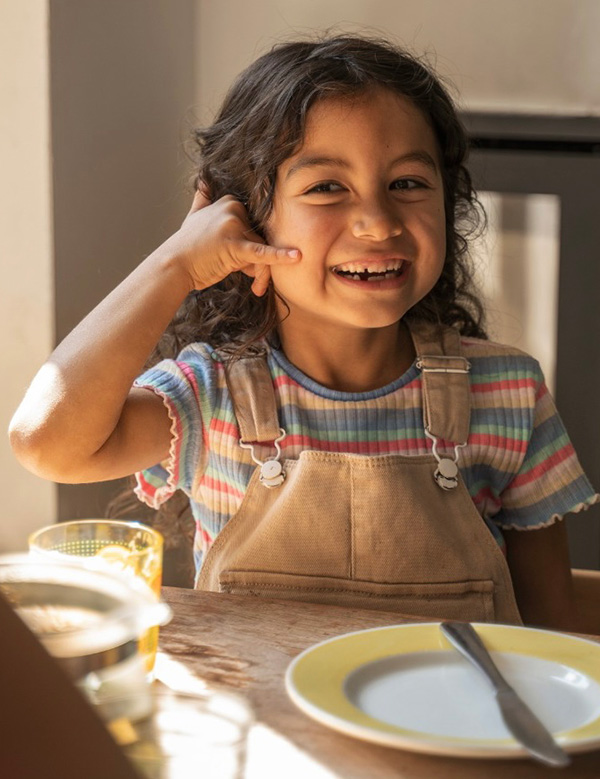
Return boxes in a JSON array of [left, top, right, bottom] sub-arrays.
[[280, 88, 440, 175], [309, 88, 427, 128], [312, 87, 435, 146]]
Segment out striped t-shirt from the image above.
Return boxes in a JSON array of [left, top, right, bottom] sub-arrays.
[[134, 338, 599, 575]]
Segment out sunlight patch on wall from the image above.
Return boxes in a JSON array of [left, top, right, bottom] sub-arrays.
[[472, 192, 561, 393]]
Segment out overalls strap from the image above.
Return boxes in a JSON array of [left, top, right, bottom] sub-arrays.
[[224, 355, 281, 443], [410, 321, 471, 444]]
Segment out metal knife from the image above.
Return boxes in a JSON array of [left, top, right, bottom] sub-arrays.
[[440, 621, 571, 768]]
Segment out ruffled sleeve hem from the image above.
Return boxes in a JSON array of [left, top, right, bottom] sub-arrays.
[[493, 492, 600, 532], [133, 383, 182, 510]]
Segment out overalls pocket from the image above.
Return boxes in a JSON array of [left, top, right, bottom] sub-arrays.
[[218, 570, 496, 622]]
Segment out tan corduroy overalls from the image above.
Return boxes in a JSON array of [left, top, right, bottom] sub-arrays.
[[197, 321, 523, 625]]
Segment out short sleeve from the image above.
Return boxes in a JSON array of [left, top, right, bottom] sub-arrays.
[[132, 344, 216, 509], [494, 372, 599, 530]]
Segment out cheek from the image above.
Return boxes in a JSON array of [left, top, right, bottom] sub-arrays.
[[437, 214, 447, 258], [267, 199, 336, 249], [422, 202, 446, 259], [264, 198, 298, 246], [269, 262, 312, 304], [438, 210, 447, 263]]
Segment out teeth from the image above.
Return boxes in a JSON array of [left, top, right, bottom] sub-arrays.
[[334, 260, 405, 273], [341, 270, 404, 281]]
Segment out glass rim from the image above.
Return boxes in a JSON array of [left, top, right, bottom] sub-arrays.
[[29, 519, 164, 550], [0, 552, 167, 645]]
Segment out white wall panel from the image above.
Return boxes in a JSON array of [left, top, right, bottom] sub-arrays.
[[197, 0, 600, 116]]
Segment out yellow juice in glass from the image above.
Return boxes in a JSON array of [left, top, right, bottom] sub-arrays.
[[29, 520, 164, 674]]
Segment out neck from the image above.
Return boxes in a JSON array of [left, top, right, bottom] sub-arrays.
[[276, 320, 415, 392]]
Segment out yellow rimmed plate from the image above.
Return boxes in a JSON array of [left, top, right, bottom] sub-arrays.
[[285, 622, 600, 759]]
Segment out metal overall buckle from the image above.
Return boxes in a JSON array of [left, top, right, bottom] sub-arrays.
[[424, 428, 467, 491], [239, 428, 287, 488], [418, 352, 470, 491]]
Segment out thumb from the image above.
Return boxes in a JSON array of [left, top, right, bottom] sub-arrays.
[[250, 264, 272, 297], [188, 184, 211, 214]]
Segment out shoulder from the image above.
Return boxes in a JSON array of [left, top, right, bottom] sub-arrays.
[[142, 342, 218, 376], [460, 335, 544, 383], [136, 341, 227, 413], [165, 342, 225, 383], [175, 341, 220, 366], [460, 334, 538, 362], [459, 336, 547, 420]]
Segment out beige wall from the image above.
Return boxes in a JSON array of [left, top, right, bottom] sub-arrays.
[[196, 0, 600, 116], [0, 0, 56, 551], [50, 0, 196, 528], [1, 0, 196, 550]]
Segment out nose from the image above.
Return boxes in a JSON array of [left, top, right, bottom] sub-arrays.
[[351, 197, 403, 241]]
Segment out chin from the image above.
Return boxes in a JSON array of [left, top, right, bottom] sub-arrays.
[[344, 314, 405, 331], [346, 306, 409, 330]]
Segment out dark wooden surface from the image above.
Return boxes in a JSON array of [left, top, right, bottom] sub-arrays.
[[159, 587, 600, 779]]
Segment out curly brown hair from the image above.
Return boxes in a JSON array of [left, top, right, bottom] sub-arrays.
[[154, 33, 486, 363]]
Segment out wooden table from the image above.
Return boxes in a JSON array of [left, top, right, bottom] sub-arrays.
[[159, 587, 600, 779]]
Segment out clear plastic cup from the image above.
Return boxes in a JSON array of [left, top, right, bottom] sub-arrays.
[[0, 553, 171, 711], [29, 519, 164, 674]]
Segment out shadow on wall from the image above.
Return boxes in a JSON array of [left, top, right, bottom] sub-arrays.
[[50, 0, 197, 569]]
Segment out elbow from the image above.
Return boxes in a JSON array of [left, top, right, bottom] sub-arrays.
[[8, 363, 97, 482], [8, 414, 76, 483], [8, 409, 114, 484], [9, 416, 53, 480]]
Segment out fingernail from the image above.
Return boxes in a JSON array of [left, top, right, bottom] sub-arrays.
[[287, 249, 300, 258]]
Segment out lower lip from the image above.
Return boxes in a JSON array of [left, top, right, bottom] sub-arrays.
[[331, 265, 411, 290]]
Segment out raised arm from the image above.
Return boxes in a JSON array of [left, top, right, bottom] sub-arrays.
[[9, 190, 300, 484]]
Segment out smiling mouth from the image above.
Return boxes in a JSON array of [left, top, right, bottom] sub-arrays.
[[331, 260, 408, 282]]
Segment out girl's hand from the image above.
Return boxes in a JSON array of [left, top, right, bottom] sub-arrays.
[[168, 188, 300, 296]]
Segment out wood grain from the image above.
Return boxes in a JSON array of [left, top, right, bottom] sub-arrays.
[[159, 587, 600, 778]]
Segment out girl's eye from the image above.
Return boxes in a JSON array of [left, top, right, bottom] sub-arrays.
[[305, 181, 345, 194], [391, 178, 427, 191]]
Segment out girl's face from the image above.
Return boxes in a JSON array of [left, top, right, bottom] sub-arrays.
[[266, 88, 446, 340]]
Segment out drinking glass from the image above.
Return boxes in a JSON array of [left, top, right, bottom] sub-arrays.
[[99, 687, 253, 779], [29, 519, 164, 674]]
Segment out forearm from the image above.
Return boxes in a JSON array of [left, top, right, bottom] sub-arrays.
[[9, 239, 191, 480], [504, 520, 580, 631]]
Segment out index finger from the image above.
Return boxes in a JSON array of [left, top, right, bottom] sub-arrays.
[[235, 239, 301, 265]]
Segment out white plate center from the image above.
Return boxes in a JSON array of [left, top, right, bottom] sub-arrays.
[[344, 650, 600, 740]]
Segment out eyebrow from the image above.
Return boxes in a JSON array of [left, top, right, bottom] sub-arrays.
[[284, 151, 439, 181]]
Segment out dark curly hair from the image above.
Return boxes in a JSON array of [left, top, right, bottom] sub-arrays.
[[155, 33, 486, 362]]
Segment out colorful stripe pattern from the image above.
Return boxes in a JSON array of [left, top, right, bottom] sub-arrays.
[[134, 338, 599, 574]]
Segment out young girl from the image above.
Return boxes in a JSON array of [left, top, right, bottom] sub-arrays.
[[10, 35, 598, 631]]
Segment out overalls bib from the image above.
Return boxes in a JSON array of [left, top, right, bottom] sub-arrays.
[[197, 321, 523, 625]]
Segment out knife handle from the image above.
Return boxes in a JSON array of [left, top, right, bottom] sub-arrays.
[[440, 621, 513, 693]]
